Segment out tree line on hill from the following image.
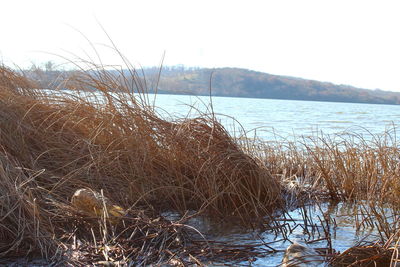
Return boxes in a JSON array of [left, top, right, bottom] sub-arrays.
[[23, 63, 400, 105]]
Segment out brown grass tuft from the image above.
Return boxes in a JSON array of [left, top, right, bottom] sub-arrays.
[[331, 242, 399, 266], [0, 65, 282, 259], [258, 132, 400, 205]]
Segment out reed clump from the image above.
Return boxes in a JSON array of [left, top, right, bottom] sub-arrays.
[[331, 242, 399, 266], [257, 132, 400, 206], [0, 65, 282, 260], [258, 132, 400, 266]]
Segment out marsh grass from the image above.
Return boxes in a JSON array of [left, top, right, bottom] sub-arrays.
[[1, 62, 400, 265], [257, 130, 400, 265], [0, 65, 283, 262], [257, 129, 400, 205]]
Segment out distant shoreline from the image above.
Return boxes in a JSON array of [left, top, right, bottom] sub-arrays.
[[141, 67, 400, 105], [25, 66, 400, 105], [154, 90, 400, 106]]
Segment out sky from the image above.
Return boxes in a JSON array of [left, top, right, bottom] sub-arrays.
[[1, 0, 400, 92]]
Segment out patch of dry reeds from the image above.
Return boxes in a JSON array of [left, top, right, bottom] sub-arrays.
[[257, 130, 400, 265], [0, 65, 282, 260], [331, 241, 400, 266], [257, 131, 400, 206]]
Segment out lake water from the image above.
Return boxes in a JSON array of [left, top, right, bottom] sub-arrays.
[[48, 91, 398, 265], [153, 94, 398, 266], [151, 93, 400, 141], [164, 201, 384, 266]]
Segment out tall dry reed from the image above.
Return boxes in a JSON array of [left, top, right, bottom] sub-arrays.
[[0, 65, 282, 259], [257, 131, 400, 205]]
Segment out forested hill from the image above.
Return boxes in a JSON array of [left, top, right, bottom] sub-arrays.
[[142, 67, 400, 105], [25, 64, 400, 105]]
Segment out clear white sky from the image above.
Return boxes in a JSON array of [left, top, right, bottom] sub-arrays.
[[1, 0, 400, 91]]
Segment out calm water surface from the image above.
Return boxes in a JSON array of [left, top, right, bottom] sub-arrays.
[[152, 93, 400, 141], [165, 202, 382, 266], [54, 91, 398, 266], [153, 94, 398, 266]]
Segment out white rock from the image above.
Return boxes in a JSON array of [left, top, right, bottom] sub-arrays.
[[282, 242, 325, 267]]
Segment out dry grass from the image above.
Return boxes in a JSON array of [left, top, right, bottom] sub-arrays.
[[256, 130, 400, 265], [2, 62, 400, 265], [330, 241, 400, 266], [256, 130, 400, 206], [0, 65, 282, 261]]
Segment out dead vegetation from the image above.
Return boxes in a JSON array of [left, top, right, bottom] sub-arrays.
[[1, 63, 400, 265], [0, 65, 283, 264], [257, 129, 400, 205], [331, 241, 400, 266]]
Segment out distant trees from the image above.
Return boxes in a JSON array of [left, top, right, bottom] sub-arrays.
[[24, 61, 68, 90], [151, 67, 400, 104], [21, 64, 400, 105]]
